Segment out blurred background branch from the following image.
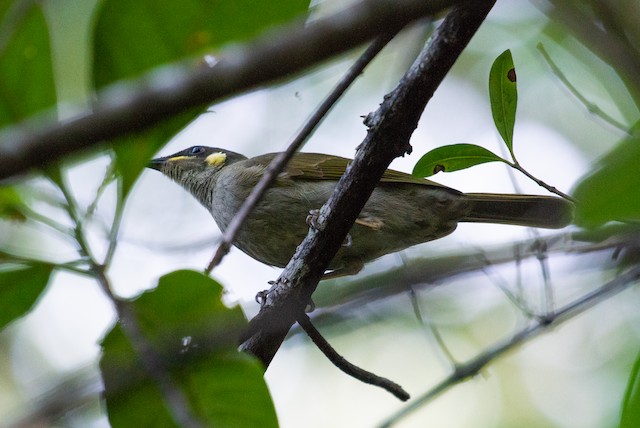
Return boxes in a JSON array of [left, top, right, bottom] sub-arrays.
[[0, 0, 457, 181]]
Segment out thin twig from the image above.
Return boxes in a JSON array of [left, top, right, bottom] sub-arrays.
[[19, 205, 74, 237], [296, 312, 410, 401], [509, 160, 575, 202], [103, 169, 124, 267], [480, 263, 537, 318], [126, 234, 220, 253], [205, 32, 398, 273], [85, 159, 117, 220], [536, 43, 630, 134], [407, 287, 457, 368], [496, 113, 575, 202], [532, 238, 554, 315], [542, 1, 640, 109], [379, 265, 640, 427], [56, 175, 97, 262]]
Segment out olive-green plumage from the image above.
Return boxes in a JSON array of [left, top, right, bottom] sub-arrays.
[[148, 146, 573, 276]]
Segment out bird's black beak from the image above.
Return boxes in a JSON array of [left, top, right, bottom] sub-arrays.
[[147, 157, 166, 171]]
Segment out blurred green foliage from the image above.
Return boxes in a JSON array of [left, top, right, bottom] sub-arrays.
[[573, 133, 640, 227], [0, 1, 55, 125], [101, 270, 277, 427], [0, 262, 53, 329]]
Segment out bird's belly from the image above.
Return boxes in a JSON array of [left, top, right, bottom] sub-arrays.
[[211, 182, 468, 271], [211, 182, 330, 268]]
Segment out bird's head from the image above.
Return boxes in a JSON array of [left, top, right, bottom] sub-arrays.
[[147, 145, 247, 206]]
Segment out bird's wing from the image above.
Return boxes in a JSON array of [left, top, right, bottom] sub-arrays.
[[252, 152, 451, 188]]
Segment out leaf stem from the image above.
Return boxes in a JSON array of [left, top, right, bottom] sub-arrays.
[[103, 172, 124, 267], [506, 159, 575, 202], [19, 205, 74, 237]]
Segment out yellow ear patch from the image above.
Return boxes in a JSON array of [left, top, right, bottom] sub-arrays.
[[205, 152, 226, 167]]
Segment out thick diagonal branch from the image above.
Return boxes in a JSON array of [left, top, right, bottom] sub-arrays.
[[240, 0, 497, 367]]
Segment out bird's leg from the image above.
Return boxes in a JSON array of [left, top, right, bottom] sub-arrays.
[[306, 209, 323, 231]]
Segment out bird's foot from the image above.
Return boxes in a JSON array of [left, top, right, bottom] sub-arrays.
[[306, 209, 324, 231], [255, 288, 270, 307], [256, 280, 315, 312], [255, 279, 284, 307]]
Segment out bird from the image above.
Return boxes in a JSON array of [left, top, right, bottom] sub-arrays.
[[148, 146, 573, 277]]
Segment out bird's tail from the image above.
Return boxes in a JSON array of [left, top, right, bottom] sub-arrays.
[[461, 193, 573, 229]]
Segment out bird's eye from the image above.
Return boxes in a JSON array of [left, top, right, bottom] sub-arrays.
[[189, 146, 205, 155]]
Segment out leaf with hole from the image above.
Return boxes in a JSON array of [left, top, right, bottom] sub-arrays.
[[412, 144, 507, 178], [489, 49, 518, 156]]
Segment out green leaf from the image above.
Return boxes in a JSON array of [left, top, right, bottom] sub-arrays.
[[100, 270, 277, 428], [620, 348, 640, 428], [93, 0, 310, 87], [412, 144, 507, 178], [489, 49, 518, 155], [0, 2, 56, 125], [0, 263, 53, 329], [573, 135, 640, 227], [92, 0, 310, 197], [0, 186, 28, 221]]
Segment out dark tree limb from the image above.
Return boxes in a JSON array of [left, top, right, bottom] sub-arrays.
[[240, 0, 497, 367], [0, 0, 458, 181]]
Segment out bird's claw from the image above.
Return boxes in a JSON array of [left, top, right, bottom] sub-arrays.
[[256, 281, 314, 312], [306, 209, 323, 231], [256, 280, 277, 306], [255, 289, 269, 307]]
